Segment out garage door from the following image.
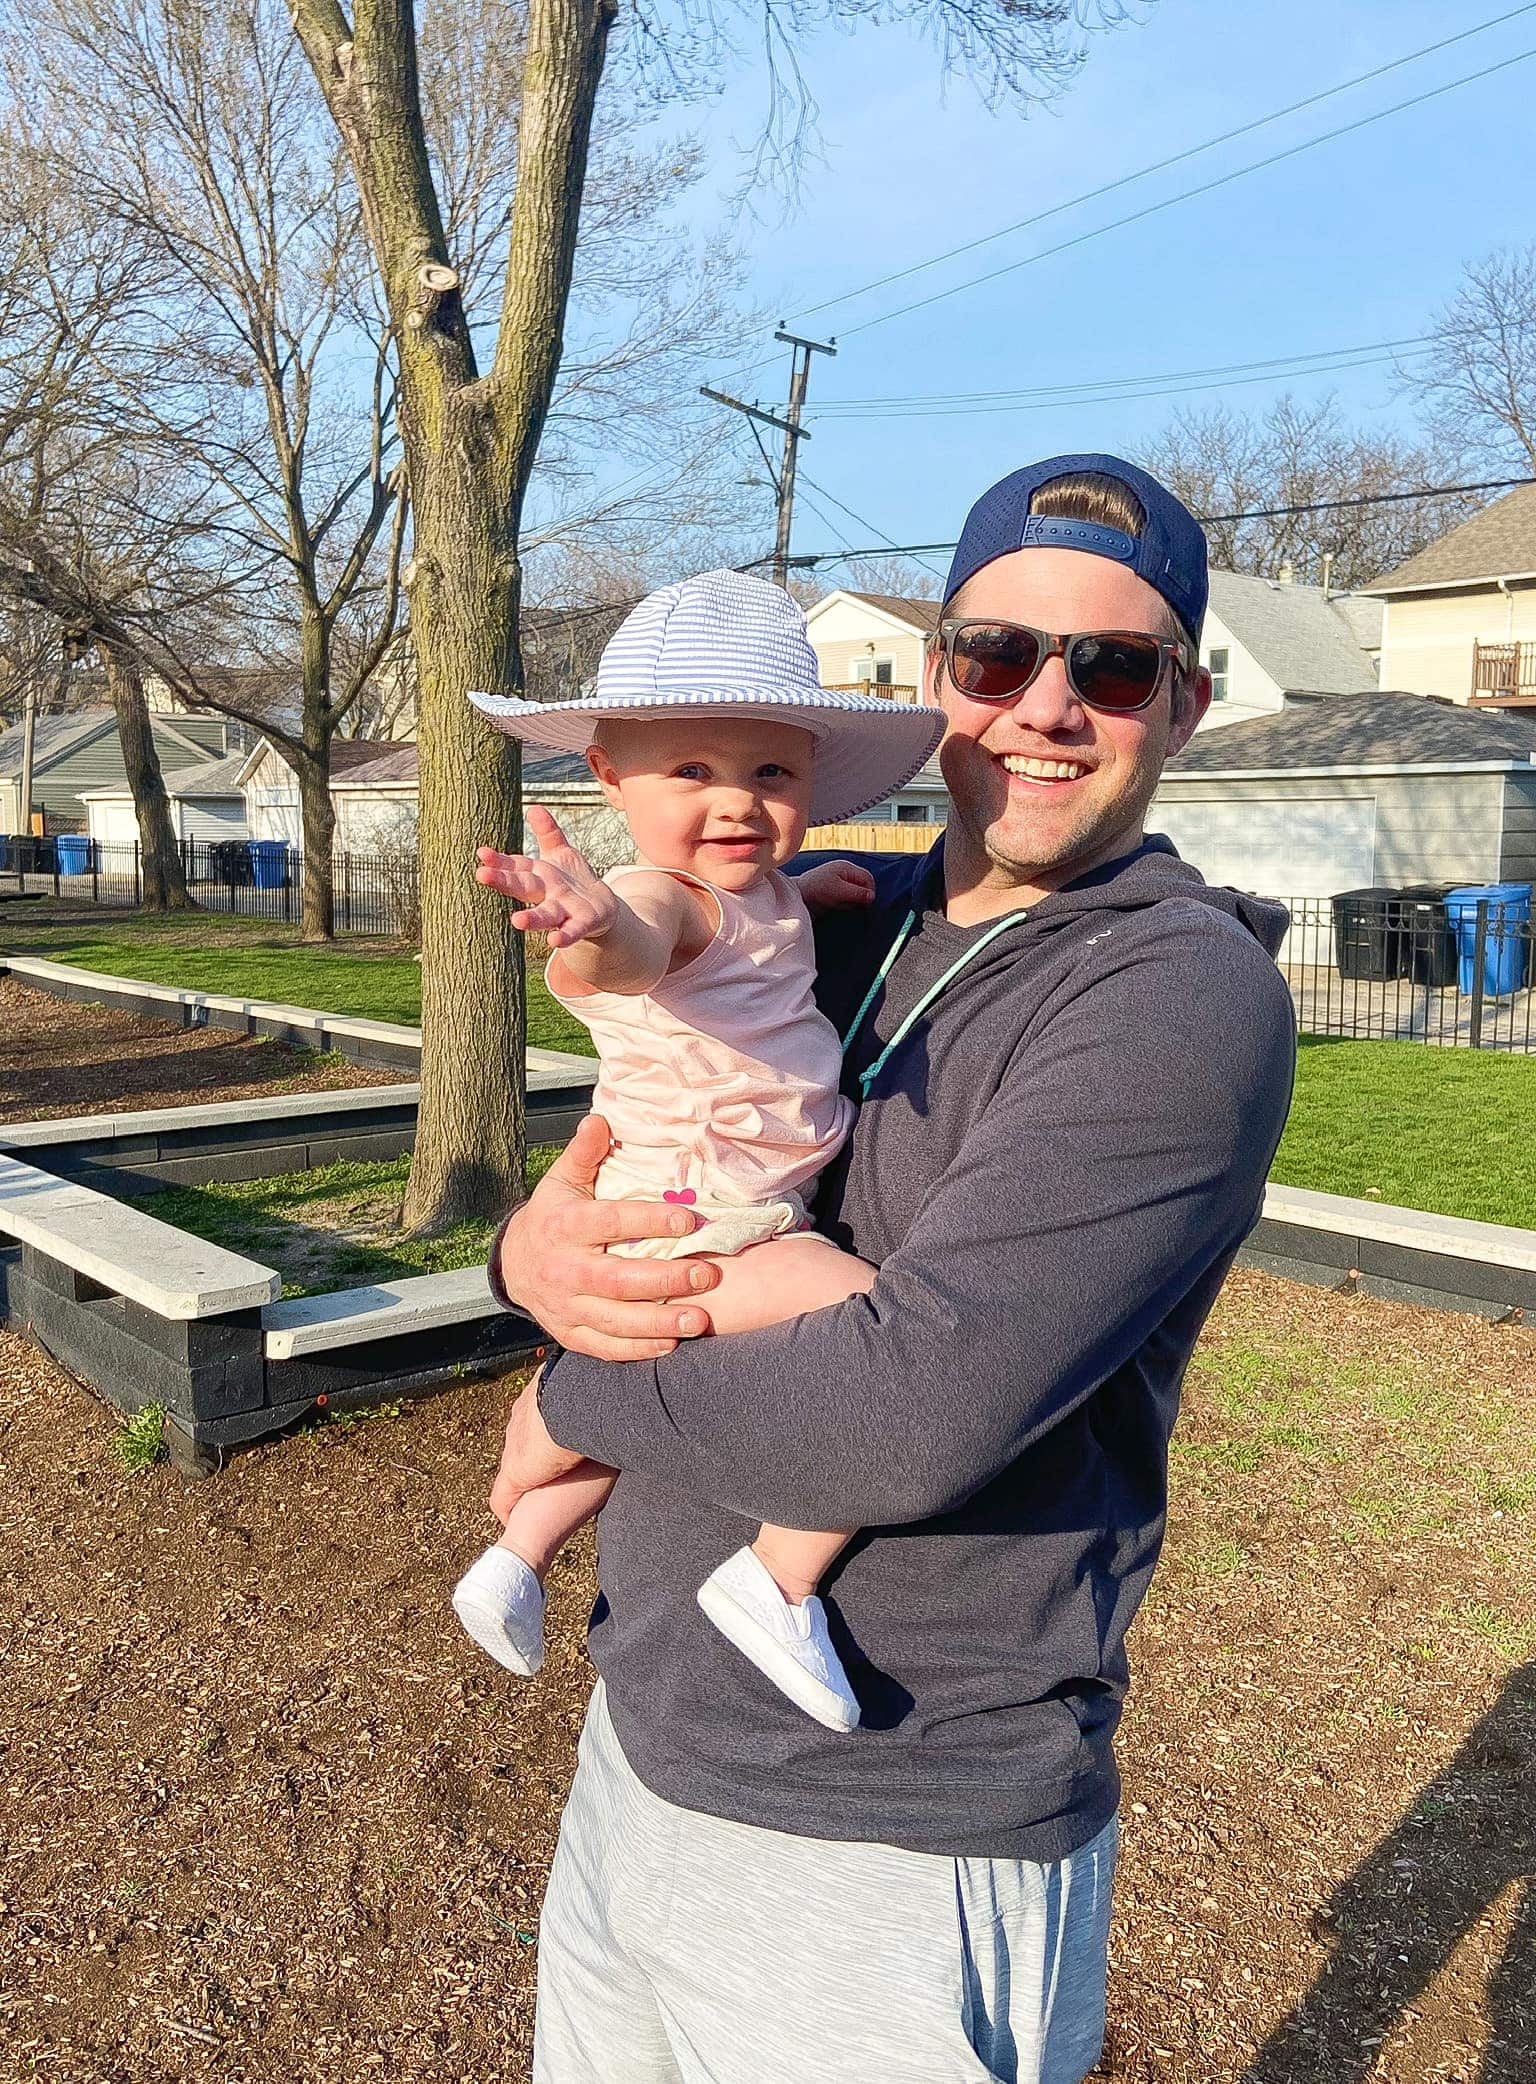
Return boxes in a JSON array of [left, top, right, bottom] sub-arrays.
[[1150, 795, 1376, 900]]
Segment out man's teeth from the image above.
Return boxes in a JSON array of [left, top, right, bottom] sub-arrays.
[[1000, 755, 1088, 781]]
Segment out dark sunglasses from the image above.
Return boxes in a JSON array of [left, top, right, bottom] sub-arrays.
[[938, 618, 1187, 714]]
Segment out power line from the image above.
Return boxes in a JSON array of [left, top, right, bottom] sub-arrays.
[[810, 338, 1434, 422], [783, 476, 1536, 568], [783, 5, 1536, 331], [835, 45, 1536, 341], [796, 471, 948, 581]]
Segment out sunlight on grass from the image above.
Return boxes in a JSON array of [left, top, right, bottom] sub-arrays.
[[1274, 1037, 1536, 1228]]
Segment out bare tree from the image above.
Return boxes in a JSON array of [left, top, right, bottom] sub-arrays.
[[1139, 394, 1481, 590], [1410, 244, 1536, 478], [289, 0, 1135, 1230], [4, 0, 412, 941], [0, 147, 197, 906]]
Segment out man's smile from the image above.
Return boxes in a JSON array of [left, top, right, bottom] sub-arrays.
[[994, 751, 1093, 789]]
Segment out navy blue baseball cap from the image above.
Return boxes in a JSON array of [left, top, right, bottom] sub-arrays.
[[943, 453, 1208, 644]]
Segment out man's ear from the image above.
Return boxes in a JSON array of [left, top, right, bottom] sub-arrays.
[[585, 743, 626, 811], [1167, 664, 1211, 756]]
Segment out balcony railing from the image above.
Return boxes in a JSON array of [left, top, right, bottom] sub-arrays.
[[823, 682, 921, 702], [1471, 639, 1536, 705]]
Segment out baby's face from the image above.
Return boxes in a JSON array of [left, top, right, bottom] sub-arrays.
[[587, 716, 817, 890]]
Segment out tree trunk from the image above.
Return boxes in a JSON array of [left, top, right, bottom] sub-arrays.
[[298, 602, 335, 941], [398, 402, 526, 1234], [295, 742, 336, 942], [101, 643, 194, 911]]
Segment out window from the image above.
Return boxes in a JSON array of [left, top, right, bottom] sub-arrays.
[[854, 655, 895, 685], [1208, 647, 1230, 702], [896, 803, 932, 823]]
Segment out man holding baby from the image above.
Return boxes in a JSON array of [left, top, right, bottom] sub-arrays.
[[481, 454, 1296, 2083]]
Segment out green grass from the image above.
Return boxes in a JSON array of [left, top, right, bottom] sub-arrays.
[[0, 909, 594, 1056], [130, 1147, 561, 1298], [1272, 1037, 1536, 1229]]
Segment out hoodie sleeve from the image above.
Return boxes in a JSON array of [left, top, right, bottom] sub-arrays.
[[538, 908, 1297, 1530]]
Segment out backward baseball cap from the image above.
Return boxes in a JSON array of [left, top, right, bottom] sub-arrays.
[[943, 452, 1209, 646]]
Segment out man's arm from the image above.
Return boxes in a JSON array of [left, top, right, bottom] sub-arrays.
[[538, 918, 1296, 1531]]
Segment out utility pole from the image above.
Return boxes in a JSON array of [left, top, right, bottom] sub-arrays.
[[18, 686, 37, 839], [701, 325, 837, 590]]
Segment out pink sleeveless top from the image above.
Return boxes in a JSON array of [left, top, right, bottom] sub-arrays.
[[547, 866, 855, 1207]]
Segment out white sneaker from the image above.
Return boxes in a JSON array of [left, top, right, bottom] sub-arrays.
[[696, 1546, 860, 1733], [452, 1546, 546, 1676]]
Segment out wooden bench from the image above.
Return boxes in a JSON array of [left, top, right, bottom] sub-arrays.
[[261, 1264, 504, 1359], [0, 1152, 280, 1319]]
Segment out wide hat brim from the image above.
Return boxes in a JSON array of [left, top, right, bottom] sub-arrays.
[[469, 684, 946, 825]]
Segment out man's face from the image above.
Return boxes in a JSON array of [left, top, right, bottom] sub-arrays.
[[928, 547, 1210, 899]]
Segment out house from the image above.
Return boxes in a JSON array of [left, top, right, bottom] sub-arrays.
[[1196, 571, 1382, 731], [801, 591, 956, 824], [0, 707, 232, 835], [1151, 689, 1536, 899], [1361, 482, 1536, 708], [79, 754, 251, 848], [237, 738, 632, 862]]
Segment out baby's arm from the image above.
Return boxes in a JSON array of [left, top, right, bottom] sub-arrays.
[[700, 1232, 877, 1338], [475, 807, 707, 995]]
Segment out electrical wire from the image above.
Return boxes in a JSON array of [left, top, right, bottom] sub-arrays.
[[787, 4, 1536, 327]]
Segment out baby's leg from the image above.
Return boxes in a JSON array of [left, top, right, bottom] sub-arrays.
[[752, 1523, 854, 1605], [698, 1230, 877, 1338], [498, 1458, 618, 1582]]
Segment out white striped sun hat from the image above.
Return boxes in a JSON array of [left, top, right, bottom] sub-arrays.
[[469, 568, 946, 825]]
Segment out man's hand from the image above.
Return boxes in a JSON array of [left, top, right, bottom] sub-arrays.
[[797, 858, 878, 913], [476, 805, 619, 950], [488, 1371, 587, 1525], [496, 1114, 720, 1360]]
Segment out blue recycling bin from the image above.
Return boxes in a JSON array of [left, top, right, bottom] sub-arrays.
[[248, 839, 290, 890], [1446, 882, 1532, 997], [55, 835, 94, 875]]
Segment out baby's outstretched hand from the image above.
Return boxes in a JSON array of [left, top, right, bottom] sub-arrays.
[[476, 807, 619, 949], [797, 859, 878, 913]]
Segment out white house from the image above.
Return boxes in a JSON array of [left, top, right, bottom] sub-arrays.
[[1360, 482, 1536, 708], [79, 753, 251, 848], [801, 591, 956, 824], [237, 737, 632, 861]]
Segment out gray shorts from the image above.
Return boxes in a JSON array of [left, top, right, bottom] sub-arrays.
[[533, 1682, 1117, 2084]]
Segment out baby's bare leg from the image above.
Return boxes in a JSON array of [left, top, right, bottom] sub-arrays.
[[698, 1230, 877, 1338], [499, 1459, 618, 1583], [752, 1523, 855, 1605], [686, 1231, 877, 1605]]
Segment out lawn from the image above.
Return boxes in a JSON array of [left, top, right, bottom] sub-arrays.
[[0, 907, 595, 1056], [129, 1148, 562, 1296], [1273, 1037, 1536, 1228]]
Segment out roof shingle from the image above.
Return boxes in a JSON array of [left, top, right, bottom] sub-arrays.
[[1169, 690, 1536, 773], [1363, 482, 1536, 593]]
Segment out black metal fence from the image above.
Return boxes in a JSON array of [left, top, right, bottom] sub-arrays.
[[1277, 888, 1535, 1051], [1, 835, 419, 939]]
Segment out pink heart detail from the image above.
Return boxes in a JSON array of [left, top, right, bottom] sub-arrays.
[[663, 1189, 697, 1206]]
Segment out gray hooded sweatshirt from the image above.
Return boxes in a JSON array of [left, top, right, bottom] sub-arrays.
[[537, 837, 1296, 1862]]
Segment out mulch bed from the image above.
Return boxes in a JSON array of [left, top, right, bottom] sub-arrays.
[[1, 1268, 1533, 2081], [0, 979, 407, 1123]]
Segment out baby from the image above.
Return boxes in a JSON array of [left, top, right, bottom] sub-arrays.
[[452, 569, 944, 1732]]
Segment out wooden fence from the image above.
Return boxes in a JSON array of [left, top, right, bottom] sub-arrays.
[[804, 821, 943, 853]]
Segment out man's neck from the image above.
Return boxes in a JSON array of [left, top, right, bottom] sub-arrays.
[[940, 822, 1145, 926]]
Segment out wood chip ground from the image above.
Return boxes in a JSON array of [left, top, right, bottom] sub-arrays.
[[1, 1267, 1532, 2081]]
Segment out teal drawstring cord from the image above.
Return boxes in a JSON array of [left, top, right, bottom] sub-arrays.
[[840, 906, 1029, 1098]]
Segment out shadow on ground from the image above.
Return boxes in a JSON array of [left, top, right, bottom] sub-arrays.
[[1242, 1662, 1536, 2082]]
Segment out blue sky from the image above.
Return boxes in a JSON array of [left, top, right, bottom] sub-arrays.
[[657, 0, 1536, 575]]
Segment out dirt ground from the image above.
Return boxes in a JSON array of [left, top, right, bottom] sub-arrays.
[[1, 1268, 1533, 2083], [0, 980, 407, 1123]]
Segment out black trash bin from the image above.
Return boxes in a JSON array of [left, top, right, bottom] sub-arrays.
[[1332, 887, 1408, 980], [1396, 883, 1459, 988]]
